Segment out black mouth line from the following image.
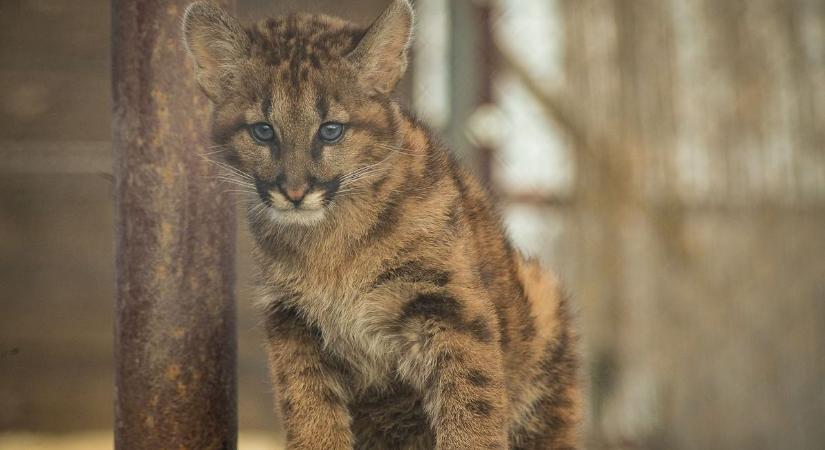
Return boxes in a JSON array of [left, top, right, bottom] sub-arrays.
[[254, 175, 342, 207], [318, 175, 341, 206], [254, 178, 273, 206]]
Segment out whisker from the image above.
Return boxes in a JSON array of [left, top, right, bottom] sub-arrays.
[[211, 163, 254, 182], [373, 143, 421, 157], [212, 177, 256, 188], [200, 148, 229, 157], [212, 174, 254, 184], [339, 152, 396, 183], [340, 164, 391, 186], [196, 153, 254, 180]]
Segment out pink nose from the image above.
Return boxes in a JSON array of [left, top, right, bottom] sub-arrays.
[[284, 184, 309, 203]]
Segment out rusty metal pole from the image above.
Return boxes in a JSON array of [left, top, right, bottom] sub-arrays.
[[112, 1, 237, 449]]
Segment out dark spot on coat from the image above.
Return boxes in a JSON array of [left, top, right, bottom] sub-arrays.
[[436, 350, 466, 366], [441, 380, 458, 398], [400, 293, 496, 344], [363, 190, 404, 241], [479, 265, 496, 287], [349, 381, 435, 448], [372, 261, 450, 288], [276, 371, 289, 387], [493, 302, 510, 350], [466, 369, 491, 387], [521, 320, 537, 341], [423, 138, 446, 182], [320, 387, 341, 406], [465, 399, 493, 417], [467, 317, 493, 343], [370, 172, 390, 193], [400, 292, 462, 325], [297, 365, 323, 378], [446, 197, 463, 233]]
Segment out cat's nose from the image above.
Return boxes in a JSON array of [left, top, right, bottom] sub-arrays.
[[278, 181, 309, 206]]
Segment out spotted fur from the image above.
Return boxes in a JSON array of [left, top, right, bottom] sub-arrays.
[[183, 1, 581, 448]]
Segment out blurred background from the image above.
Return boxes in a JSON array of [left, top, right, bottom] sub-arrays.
[[1, 0, 824, 449]]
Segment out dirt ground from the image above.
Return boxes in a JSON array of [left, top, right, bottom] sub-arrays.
[[0, 431, 283, 450]]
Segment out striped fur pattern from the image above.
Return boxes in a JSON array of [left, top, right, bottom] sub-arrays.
[[183, 1, 581, 448]]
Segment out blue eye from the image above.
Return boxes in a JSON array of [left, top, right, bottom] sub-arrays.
[[250, 122, 276, 143], [318, 122, 345, 143]]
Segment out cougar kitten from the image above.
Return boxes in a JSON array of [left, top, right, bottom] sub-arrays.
[[183, 1, 581, 448]]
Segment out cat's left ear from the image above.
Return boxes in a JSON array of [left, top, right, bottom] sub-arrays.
[[346, 0, 414, 95], [182, 1, 250, 101]]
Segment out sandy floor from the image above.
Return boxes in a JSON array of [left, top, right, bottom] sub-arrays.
[[0, 431, 284, 450]]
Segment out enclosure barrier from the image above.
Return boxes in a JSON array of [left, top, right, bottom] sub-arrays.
[[112, 1, 237, 448]]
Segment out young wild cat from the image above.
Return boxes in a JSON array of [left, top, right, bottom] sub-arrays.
[[183, 1, 580, 448]]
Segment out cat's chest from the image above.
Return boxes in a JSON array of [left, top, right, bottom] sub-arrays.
[[262, 244, 406, 383], [269, 263, 400, 381], [311, 294, 400, 389]]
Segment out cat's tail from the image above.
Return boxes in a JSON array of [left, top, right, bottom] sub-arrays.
[[514, 256, 583, 448], [515, 256, 569, 344]]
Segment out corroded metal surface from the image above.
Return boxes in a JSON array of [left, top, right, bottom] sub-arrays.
[[112, 1, 237, 449]]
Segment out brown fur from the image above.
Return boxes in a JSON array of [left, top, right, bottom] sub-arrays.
[[183, 1, 581, 448]]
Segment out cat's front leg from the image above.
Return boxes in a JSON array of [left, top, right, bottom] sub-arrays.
[[265, 305, 353, 450], [396, 291, 509, 450]]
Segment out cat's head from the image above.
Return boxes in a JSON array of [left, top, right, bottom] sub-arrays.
[[182, 0, 413, 226]]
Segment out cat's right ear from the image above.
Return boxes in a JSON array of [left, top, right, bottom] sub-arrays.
[[182, 1, 249, 101], [346, 0, 414, 95]]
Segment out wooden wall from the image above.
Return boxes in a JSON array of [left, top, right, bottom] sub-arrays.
[[0, 0, 392, 433]]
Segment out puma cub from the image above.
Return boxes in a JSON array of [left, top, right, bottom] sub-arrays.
[[183, 1, 580, 448]]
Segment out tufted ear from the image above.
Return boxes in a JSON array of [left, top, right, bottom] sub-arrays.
[[346, 0, 414, 95], [182, 1, 250, 101]]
